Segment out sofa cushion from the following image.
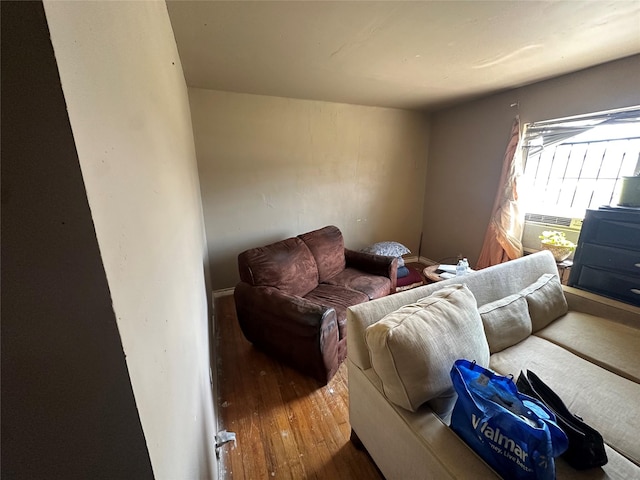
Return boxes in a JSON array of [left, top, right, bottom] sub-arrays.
[[238, 237, 319, 297], [299, 225, 346, 283], [305, 284, 369, 340], [478, 293, 532, 353], [520, 273, 568, 332], [364, 284, 490, 412], [490, 335, 640, 467], [324, 267, 391, 300], [535, 311, 640, 383]]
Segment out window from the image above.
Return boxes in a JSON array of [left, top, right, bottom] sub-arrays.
[[521, 107, 640, 220]]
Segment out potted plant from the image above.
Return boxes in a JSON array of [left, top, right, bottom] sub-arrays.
[[539, 230, 576, 262]]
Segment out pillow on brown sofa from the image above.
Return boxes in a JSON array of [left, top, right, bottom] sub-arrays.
[[364, 284, 490, 412], [478, 293, 532, 353], [520, 273, 568, 332], [361, 241, 410, 267]]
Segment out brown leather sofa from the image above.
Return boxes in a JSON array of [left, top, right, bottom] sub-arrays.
[[234, 225, 398, 384]]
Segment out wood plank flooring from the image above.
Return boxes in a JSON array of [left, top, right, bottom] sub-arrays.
[[215, 294, 384, 480]]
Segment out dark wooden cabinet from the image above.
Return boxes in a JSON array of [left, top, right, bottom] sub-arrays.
[[568, 206, 640, 306]]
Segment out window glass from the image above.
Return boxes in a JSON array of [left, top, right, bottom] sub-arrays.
[[522, 112, 640, 219]]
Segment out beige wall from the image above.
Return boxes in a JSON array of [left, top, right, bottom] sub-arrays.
[[423, 55, 640, 267], [44, 2, 217, 479], [190, 89, 430, 290]]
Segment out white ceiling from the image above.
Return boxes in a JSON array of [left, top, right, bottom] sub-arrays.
[[167, 1, 640, 111]]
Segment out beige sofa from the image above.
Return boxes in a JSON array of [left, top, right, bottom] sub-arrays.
[[347, 251, 640, 479]]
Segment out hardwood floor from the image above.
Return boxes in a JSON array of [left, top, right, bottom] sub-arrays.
[[214, 294, 384, 480]]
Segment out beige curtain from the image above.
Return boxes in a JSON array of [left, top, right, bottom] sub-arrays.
[[476, 117, 524, 269]]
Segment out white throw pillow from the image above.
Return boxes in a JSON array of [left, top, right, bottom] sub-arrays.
[[360, 241, 410, 257], [365, 284, 490, 412], [478, 293, 532, 353], [360, 241, 410, 267]]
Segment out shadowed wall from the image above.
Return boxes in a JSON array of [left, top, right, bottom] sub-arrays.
[[1, 2, 153, 477]]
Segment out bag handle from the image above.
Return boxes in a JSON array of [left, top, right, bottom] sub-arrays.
[[521, 396, 569, 457]]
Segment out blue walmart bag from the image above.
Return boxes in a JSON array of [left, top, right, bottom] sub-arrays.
[[450, 359, 568, 480]]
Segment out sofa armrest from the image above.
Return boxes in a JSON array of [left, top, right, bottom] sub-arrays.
[[348, 361, 499, 479], [563, 285, 640, 329], [345, 249, 398, 291], [234, 282, 341, 383]]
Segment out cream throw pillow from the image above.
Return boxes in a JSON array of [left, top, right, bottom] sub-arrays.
[[520, 273, 568, 332], [365, 284, 490, 412], [478, 293, 532, 353]]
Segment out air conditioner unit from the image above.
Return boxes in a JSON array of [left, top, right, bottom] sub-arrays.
[[522, 214, 582, 255]]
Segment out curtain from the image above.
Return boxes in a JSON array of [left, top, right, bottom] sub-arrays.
[[476, 117, 524, 269]]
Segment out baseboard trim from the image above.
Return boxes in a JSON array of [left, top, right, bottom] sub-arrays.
[[405, 255, 438, 265], [213, 287, 235, 298], [419, 256, 438, 265]]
